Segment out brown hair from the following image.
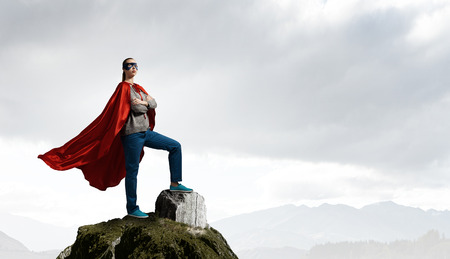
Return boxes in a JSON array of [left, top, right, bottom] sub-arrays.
[[122, 57, 134, 82]]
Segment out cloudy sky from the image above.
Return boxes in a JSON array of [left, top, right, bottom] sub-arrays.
[[2, 0, 450, 231]]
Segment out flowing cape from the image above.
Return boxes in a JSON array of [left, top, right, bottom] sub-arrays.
[[38, 82, 156, 191]]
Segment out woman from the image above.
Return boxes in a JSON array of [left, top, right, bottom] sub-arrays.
[[38, 57, 192, 219], [120, 58, 192, 218]]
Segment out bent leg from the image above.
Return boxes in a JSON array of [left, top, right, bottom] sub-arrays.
[[143, 130, 182, 182]]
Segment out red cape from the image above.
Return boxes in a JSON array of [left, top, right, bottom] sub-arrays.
[[38, 82, 155, 191]]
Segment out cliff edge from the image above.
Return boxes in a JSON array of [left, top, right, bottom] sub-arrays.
[[57, 213, 237, 259], [57, 190, 237, 258]]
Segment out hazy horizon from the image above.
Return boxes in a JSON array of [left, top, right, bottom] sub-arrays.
[[3, 200, 450, 256]]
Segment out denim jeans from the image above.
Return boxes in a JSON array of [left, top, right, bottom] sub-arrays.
[[121, 129, 182, 213]]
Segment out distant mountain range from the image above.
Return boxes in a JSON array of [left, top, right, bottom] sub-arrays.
[[211, 201, 450, 257], [0, 231, 59, 259], [236, 230, 450, 259], [0, 211, 76, 252], [3, 201, 450, 258]]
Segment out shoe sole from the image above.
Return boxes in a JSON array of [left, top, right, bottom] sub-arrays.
[[169, 189, 193, 193], [128, 214, 149, 219]]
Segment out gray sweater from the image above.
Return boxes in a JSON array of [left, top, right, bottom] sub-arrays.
[[121, 85, 157, 136]]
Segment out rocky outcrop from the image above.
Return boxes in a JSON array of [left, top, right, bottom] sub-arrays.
[[155, 190, 208, 229], [57, 213, 237, 259]]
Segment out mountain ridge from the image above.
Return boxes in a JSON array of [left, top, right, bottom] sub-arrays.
[[2, 201, 450, 257], [0, 230, 59, 259], [0, 230, 28, 252], [0, 211, 76, 252], [211, 201, 450, 254]]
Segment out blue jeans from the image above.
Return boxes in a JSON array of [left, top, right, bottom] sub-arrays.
[[121, 129, 182, 213]]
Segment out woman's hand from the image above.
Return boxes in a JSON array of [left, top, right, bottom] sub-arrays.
[[132, 97, 148, 106]]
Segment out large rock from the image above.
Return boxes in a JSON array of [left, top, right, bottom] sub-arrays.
[[57, 213, 237, 259], [155, 190, 208, 229]]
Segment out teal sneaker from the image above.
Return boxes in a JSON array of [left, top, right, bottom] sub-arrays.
[[128, 209, 149, 218], [170, 184, 193, 192]]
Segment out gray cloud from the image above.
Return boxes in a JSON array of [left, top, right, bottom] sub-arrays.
[[1, 0, 450, 178]]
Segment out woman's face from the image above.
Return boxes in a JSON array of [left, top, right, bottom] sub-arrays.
[[123, 59, 138, 79]]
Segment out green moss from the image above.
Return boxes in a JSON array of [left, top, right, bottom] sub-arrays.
[[59, 213, 237, 259]]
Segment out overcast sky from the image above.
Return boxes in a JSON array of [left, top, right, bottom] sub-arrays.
[[2, 0, 450, 234]]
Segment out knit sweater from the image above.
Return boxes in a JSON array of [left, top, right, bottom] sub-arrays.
[[121, 85, 157, 136]]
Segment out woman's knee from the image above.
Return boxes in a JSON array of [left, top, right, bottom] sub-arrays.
[[170, 140, 181, 152]]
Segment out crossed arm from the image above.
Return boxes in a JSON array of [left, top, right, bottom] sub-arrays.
[[131, 95, 157, 113]]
